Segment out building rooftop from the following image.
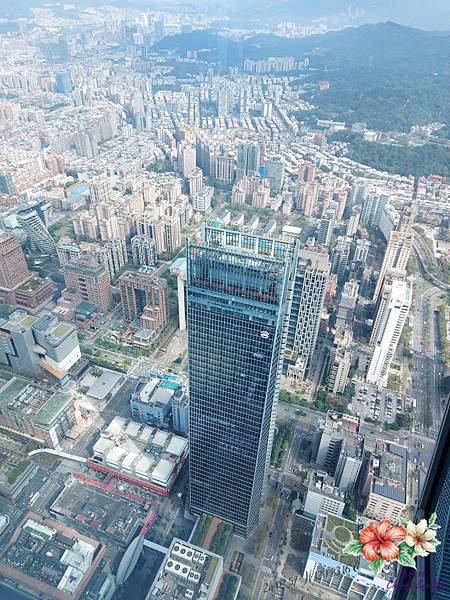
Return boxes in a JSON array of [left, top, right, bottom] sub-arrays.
[[87, 371, 122, 400], [0, 512, 106, 600], [146, 538, 223, 600], [0, 377, 73, 427], [308, 471, 346, 502], [320, 411, 364, 459], [91, 416, 188, 490], [371, 441, 408, 503], [310, 514, 359, 571]]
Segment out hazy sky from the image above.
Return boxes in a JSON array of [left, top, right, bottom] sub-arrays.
[[1, 0, 450, 30]]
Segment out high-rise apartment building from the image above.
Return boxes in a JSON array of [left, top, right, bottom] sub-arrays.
[[296, 182, 319, 217], [317, 209, 335, 246], [297, 162, 316, 184], [178, 143, 197, 178], [89, 178, 112, 204], [285, 248, 329, 380], [0, 169, 15, 195], [131, 235, 157, 268], [216, 85, 232, 116], [237, 141, 262, 175], [360, 192, 389, 231], [0, 231, 32, 291], [327, 328, 353, 395], [215, 154, 234, 182], [63, 253, 112, 313], [55, 70, 72, 93], [120, 267, 168, 336], [367, 278, 412, 386], [17, 203, 56, 254], [187, 231, 296, 536], [373, 226, 413, 301], [188, 167, 203, 196], [263, 156, 284, 190], [346, 205, 361, 237]]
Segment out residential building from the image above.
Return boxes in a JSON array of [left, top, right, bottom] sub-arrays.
[[346, 205, 361, 237], [89, 178, 112, 204], [335, 280, 359, 330], [264, 155, 284, 190], [16, 202, 56, 254], [353, 238, 371, 264], [327, 328, 353, 395], [63, 253, 112, 313], [360, 192, 389, 230], [237, 140, 262, 175], [188, 167, 203, 196], [297, 162, 316, 184], [192, 186, 213, 213], [285, 248, 329, 380], [0, 231, 32, 291], [296, 182, 319, 216], [317, 209, 335, 246], [119, 266, 168, 338], [215, 154, 234, 182], [178, 142, 196, 177], [187, 231, 296, 536], [131, 235, 157, 267], [374, 226, 413, 301], [367, 278, 412, 387]]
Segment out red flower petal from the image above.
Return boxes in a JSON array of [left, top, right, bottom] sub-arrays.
[[386, 525, 407, 542], [376, 519, 393, 540], [362, 541, 380, 561], [360, 524, 378, 544], [379, 540, 400, 561]]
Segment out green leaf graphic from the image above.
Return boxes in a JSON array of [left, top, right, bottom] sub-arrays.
[[344, 540, 364, 555]]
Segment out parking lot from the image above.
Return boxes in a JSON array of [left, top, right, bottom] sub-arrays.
[[352, 381, 405, 425]]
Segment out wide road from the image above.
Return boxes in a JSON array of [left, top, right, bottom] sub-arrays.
[[410, 282, 445, 436]]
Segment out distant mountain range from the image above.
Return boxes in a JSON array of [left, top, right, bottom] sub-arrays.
[[154, 22, 450, 131], [2, 1, 450, 30]]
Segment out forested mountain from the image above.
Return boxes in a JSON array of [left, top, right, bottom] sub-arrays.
[[155, 23, 450, 131]]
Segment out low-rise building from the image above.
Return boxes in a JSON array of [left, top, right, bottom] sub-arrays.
[[0, 512, 112, 600], [0, 377, 79, 448], [130, 375, 176, 427], [146, 538, 223, 600], [89, 416, 188, 496], [364, 441, 408, 520], [304, 513, 394, 598]]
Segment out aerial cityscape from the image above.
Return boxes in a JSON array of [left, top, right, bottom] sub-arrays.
[[0, 1, 449, 599]]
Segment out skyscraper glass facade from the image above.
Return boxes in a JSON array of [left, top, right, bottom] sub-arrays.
[[187, 240, 294, 537]]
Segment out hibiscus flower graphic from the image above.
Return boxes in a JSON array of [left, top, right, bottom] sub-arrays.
[[359, 519, 406, 561], [343, 514, 440, 575]]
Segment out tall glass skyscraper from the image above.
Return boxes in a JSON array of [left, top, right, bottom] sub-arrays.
[[393, 400, 450, 599], [187, 233, 296, 537]]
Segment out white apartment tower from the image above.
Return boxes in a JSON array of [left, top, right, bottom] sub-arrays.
[[367, 279, 412, 387], [374, 226, 413, 301]]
